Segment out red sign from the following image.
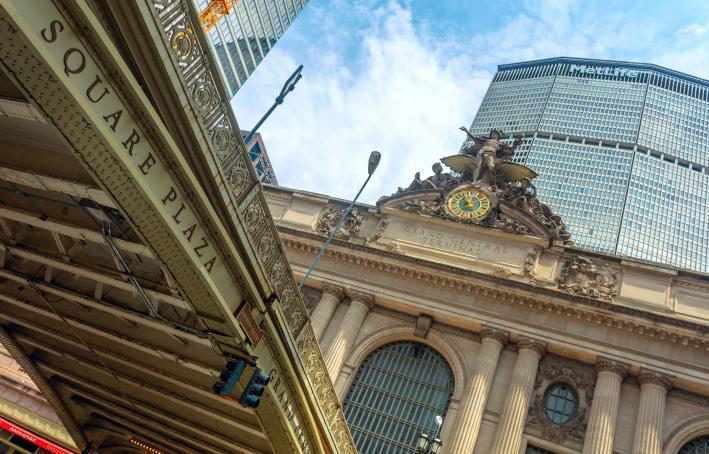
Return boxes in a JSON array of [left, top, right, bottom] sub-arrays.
[[0, 417, 75, 454], [236, 302, 263, 347]]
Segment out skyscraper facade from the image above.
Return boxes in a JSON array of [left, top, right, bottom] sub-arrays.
[[242, 130, 278, 184], [466, 57, 709, 273], [196, 0, 308, 95]]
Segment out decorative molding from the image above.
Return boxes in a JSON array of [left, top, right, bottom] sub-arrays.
[[364, 218, 388, 246], [638, 369, 673, 391], [556, 255, 618, 301], [481, 327, 509, 347], [518, 338, 547, 356], [491, 266, 513, 278], [595, 357, 629, 379], [296, 328, 356, 454], [414, 314, 434, 339], [316, 207, 362, 240], [527, 354, 595, 444], [321, 284, 345, 301], [524, 251, 537, 286], [349, 291, 375, 310], [278, 230, 709, 351], [149, 1, 354, 450]]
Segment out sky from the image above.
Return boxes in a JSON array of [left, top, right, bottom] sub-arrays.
[[231, 0, 709, 204]]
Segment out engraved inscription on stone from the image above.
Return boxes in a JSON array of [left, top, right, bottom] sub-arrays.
[[384, 220, 522, 266]]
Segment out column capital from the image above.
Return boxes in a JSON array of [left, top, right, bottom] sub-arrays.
[[517, 338, 546, 356], [481, 327, 508, 347], [638, 369, 673, 392], [321, 283, 345, 300], [349, 290, 375, 309], [596, 357, 629, 379]]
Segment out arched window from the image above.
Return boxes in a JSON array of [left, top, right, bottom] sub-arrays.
[[679, 435, 709, 454], [342, 341, 454, 453]]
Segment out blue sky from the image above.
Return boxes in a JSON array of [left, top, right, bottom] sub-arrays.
[[231, 0, 709, 203]]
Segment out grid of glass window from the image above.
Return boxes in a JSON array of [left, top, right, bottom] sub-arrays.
[[617, 153, 709, 271], [197, 0, 307, 95], [680, 435, 709, 454], [544, 383, 578, 424], [517, 139, 632, 253], [639, 84, 709, 165], [342, 341, 454, 454], [541, 77, 645, 143], [467, 57, 709, 272], [469, 77, 554, 136]]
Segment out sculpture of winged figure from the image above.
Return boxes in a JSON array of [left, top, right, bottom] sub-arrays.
[[440, 128, 535, 190], [451, 127, 526, 189]]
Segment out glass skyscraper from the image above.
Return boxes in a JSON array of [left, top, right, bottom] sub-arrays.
[[196, 0, 308, 95], [466, 57, 709, 273]]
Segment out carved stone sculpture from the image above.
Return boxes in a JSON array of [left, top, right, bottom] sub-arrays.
[[556, 256, 618, 300], [378, 126, 572, 244], [527, 354, 595, 443], [316, 207, 362, 240]]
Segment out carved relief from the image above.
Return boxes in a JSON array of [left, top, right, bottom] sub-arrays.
[[364, 219, 389, 246], [524, 251, 537, 286], [316, 207, 362, 240], [491, 266, 513, 278], [527, 354, 595, 443], [556, 256, 618, 300]]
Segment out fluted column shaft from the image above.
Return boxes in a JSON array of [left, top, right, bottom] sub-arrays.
[[581, 358, 628, 454], [310, 284, 345, 341], [489, 339, 546, 454], [323, 292, 373, 381], [631, 371, 672, 454], [446, 328, 508, 454]]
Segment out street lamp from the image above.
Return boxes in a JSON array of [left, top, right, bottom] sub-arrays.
[[298, 151, 381, 290], [243, 64, 303, 145], [416, 415, 443, 454]]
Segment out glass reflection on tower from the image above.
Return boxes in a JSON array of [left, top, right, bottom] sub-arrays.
[[465, 57, 709, 272]]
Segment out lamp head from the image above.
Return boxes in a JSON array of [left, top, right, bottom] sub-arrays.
[[368, 151, 381, 175]]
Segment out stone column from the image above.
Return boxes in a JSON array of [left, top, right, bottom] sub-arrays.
[[446, 328, 508, 454], [309, 284, 345, 341], [581, 358, 628, 454], [489, 338, 546, 454], [631, 370, 672, 454], [323, 291, 373, 382]]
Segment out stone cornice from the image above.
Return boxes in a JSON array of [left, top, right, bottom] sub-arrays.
[[518, 338, 547, 356], [279, 228, 709, 351], [596, 357, 629, 379], [321, 284, 346, 301], [481, 327, 509, 347], [638, 369, 673, 391]]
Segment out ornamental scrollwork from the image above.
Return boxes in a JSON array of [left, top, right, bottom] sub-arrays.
[[527, 354, 595, 443], [316, 207, 362, 240], [556, 255, 618, 300]]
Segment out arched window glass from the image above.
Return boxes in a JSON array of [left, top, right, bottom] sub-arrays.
[[679, 435, 709, 454], [342, 341, 454, 453], [544, 383, 578, 425]]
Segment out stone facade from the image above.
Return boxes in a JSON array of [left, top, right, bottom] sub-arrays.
[[265, 185, 709, 454]]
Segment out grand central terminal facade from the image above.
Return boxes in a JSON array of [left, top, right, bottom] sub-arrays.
[[263, 147, 709, 454]]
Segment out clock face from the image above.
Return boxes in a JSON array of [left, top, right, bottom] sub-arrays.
[[446, 186, 492, 220]]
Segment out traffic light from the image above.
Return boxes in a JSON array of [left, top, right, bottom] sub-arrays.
[[212, 358, 254, 396], [240, 368, 270, 408]]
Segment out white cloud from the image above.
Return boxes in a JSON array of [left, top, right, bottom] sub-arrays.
[[232, 2, 490, 203], [231, 0, 709, 203], [677, 22, 709, 37]]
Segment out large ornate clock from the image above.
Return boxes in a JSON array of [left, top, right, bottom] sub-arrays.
[[445, 185, 493, 221]]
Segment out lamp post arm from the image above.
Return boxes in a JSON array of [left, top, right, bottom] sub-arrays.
[[298, 173, 372, 290]]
